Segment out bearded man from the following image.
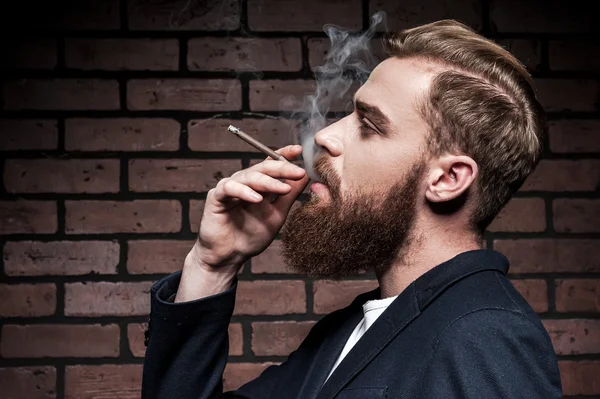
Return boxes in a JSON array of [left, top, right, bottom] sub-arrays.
[[142, 20, 562, 399]]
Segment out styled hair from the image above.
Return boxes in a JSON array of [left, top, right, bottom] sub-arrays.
[[384, 20, 546, 234]]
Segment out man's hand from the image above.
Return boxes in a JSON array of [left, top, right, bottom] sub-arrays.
[[175, 145, 309, 302]]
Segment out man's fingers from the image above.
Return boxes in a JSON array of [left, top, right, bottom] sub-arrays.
[[250, 160, 306, 180], [265, 146, 310, 211], [265, 145, 304, 162], [212, 179, 263, 203], [272, 172, 310, 212], [210, 145, 308, 206], [212, 171, 295, 204], [235, 171, 293, 194]]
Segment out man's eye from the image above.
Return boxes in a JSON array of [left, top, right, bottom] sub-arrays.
[[359, 118, 379, 135]]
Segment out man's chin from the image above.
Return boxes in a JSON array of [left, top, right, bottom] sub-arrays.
[[280, 196, 380, 279]]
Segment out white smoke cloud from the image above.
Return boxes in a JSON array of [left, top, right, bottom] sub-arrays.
[[298, 12, 386, 181]]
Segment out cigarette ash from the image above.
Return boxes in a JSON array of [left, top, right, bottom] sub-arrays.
[[296, 12, 386, 182]]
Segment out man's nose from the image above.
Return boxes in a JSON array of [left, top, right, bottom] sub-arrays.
[[313, 122, 344, 157]]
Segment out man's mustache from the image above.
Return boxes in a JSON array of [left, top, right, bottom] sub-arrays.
[[313, 156, 333, 186], [312, 156, 341, 200]]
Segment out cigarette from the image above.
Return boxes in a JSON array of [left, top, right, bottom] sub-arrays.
[[227, 125, 290, 163]]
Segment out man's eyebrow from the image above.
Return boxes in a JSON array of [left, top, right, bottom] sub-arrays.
[[353, 96, 392, 130]]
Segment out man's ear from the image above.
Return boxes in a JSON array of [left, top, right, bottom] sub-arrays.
[[425, 155, 478, 203]]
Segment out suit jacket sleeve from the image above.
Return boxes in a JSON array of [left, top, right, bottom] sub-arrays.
[[142, 270, 242, 399], [419, 308, 562, 399], [141, 271, 317, 399]]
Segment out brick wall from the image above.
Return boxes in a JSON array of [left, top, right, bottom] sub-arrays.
[[0, 0, 598, 397]]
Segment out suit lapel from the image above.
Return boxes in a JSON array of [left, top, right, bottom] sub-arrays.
[[316, 284, 421, 399], [304, 250, 509, 399], [313, 250, 509, 398]]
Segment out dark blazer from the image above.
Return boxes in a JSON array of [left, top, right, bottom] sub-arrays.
[[142, 250, 562, 398]]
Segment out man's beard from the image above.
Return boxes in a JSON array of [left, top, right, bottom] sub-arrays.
[[280, 156, 426, 279]]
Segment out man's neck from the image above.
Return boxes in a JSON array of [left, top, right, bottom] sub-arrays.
[[376, 228, 483, 299]]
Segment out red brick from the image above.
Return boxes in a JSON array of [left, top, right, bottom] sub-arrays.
[[250, 80, 344, 112], [371, 0, 481, 31], [549, 41, 600, 71], [66, 200, 181, 234], [65, 364, 142, 399], [0, 284, 56, 317], [127, 79, 241, 111], [544, 319, 600, 355], [189, 200, 205, 233], [308, 38, 386, 71], [1, 324, 119, 358], [0, 119, 58, 151], [252, 321, 315, 356], [65, 281, 152, 316], [2, 79, 119, 110], [250, 80, 355, 112], [189, 118, 299, 152], [127, 239, 194, 274], [554, 199, 600, 233], [65, 118, 180, 152], [0, 366, 56, 399], [495, 239, 600, 273], [223, 363, 277, 391], [188, 38, 301, 72], [252, 240, 296, 274], [128, 0, 239, 30], [487, 198, 545, 232], [0, 38, 56, 69], [559, 361, 600, 396], [4, 159, 119, 194], [129, 159, 240, 192], [66, 39, 178, 71], [313, 280, 378, 314], [497, 39, 541, 71], [308, 38, 333, 71], [491, 1, 595, 33], [229, 323, 244, 357], [127, 323, 148, 358], [549, 120, 600, 154], [235, 280, 306, 315], [534, 79, 598, 112], [522, 160, 600, 191], [248, 0, 361, 31], [556, 279, 600, 312], [3, 241, 119, 276], [0, 201, 57, 234], [510, 280, 547, 313], [49, 0, 119, 30]]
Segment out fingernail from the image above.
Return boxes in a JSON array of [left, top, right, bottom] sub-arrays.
[[251, 193, 262, 201]]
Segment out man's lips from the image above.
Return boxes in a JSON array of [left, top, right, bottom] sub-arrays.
[[310, 182, 330, 199]]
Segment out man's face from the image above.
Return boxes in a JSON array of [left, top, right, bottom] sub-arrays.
[[281, 58, 434, 278]]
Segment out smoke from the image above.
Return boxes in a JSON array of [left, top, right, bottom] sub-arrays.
[[298, 12, 386, 181]]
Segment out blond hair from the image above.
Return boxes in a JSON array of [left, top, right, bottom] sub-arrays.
[[385, 20, 546, 234]]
